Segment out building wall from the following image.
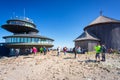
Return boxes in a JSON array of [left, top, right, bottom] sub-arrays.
[[75, 41, 88, 49], [88, 41, 98, 51], [0, 43, 10, 56], [86, 23, 120, 50], [75, 40, 98, 51]]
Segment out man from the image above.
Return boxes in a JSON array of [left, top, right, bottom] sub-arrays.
[[73, 46, 77, 58], [101, 44, 106, 61], [57, 46, 60, 56], [43, 46, 47, 55], [94, 43, 101, 62], [63, 47, 67, 55], [15, 48, 20, 57]]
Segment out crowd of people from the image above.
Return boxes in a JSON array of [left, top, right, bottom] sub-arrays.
[[13, 44, 116, 63], [13, 46, 50, 57], [56, 43, 107, 62], [32, 46, 50, 55]]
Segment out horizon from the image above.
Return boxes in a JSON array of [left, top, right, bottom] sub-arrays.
[[0, 0, 120, 49]]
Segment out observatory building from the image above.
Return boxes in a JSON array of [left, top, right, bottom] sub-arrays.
[[0, 17, 54, 56]]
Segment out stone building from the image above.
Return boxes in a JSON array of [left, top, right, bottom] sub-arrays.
[[74, 15, 120, 51]]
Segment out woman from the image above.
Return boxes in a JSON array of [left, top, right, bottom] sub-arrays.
[[32, 47, 37, 55]]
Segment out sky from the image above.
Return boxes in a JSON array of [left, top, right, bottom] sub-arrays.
[[0, 0, 120, 49]]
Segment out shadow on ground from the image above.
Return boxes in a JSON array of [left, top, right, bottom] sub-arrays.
[[78, 59, 97, 63], [64, 57, 75, 59]]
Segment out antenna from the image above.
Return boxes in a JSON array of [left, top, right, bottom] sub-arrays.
[[100, 10, 103, 16], [24, 8, 25, 19], [13, 12, 15, 19]]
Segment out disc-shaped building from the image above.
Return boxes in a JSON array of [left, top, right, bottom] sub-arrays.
[[74, 15, 120, 51], [0, 17, 54, 56]]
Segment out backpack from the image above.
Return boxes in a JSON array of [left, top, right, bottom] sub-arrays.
[[101, 46, 106, 52]]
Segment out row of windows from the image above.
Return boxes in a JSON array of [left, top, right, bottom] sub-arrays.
[[5, 37, 53, 44], [8, 21, 35, 28]]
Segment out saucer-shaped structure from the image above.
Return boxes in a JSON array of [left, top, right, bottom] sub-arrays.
[[1, 17, 54, 55]]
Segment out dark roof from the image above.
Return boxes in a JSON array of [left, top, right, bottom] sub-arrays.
[[74, 31, 100, 41], [84, 15, 120, 30], [7, 19, 36, 28], [3, 34, 54, 41], [89, 15, 120, 26], [1, 24, 39, 33]]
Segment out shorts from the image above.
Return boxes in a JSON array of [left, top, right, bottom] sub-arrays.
[[95, 53, 100, 58], [77, 52, 81, 54]]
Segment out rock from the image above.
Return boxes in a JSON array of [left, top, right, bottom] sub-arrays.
[[53, 75, 55, 78], [116, 68, 120, 71], [117, 72, 120, 74], [4, 72, 7, 74], [12, 67, 16, 70], [102, 67, 110, 73]]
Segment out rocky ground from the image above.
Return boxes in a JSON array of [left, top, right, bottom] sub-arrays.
[[0, 51, 120, 80]]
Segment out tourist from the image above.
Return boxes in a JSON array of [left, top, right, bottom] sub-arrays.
[[15, 48, 20, 57], [32, 47, 37, 55], [43, 46, 47, 55], [57, 46, 60, 56], [101, 44, 106, 61], [47, 48, 50, 54], [108, 48, 113, 54], [77, 46, 81, 53], [63, 47, 67, 55], [94, 43, 101, 62], [30, 48, 33, 54], [73, 46, 77, 58], [39, 47, 43, 53], [76, 46, 81, 58]]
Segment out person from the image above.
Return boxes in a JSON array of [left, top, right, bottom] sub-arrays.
[[32, 47, 37, 55], [76, 46, 81, 54], [101, 44, 106, 61], [47, 48, 50, 54], [39, 47, 43, 53], [63, 47, 67, 55], [15, 48, 20, 57], [43, 46, 47, 55], [76, 46, 81, 57], [30, 48, 33, 54], [73, 46, 77, 58], [57, 46, 60, 56], [94, 43, 101, 62], [108, 48, 113, 54]]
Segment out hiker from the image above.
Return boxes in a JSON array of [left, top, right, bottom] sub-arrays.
[[39, 47, 43, 53], [43, 46, 47, 55], [108, 48, 113, 54], [76, 46, 81, 57], [15, 48, 20, 57], [101, 44, 106, 61], [32, 47, 37, 55], [73, 46, 77, 58], [57, 46, 61, 56], [63, 47, 67, 55], [94, 43, 101, 62]]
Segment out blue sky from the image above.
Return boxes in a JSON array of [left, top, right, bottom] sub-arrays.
[[0, 0, 120, 48]]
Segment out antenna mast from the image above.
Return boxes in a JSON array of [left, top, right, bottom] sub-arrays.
[[100, 10, 103, 16], [12, 12, 15, 19], [24, 8, 25, 19]]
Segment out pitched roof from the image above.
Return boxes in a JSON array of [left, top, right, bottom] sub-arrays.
[[74, 31, 100, 41], [88, 15, 120, 26]]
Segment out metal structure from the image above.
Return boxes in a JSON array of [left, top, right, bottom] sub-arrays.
[[0, 17, 54, 56]]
